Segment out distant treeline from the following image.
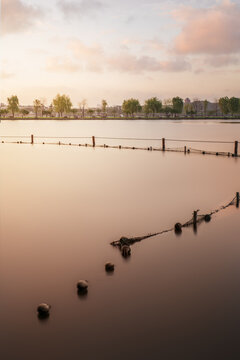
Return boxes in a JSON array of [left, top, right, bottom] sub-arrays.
[[1, 94, 240, 119]]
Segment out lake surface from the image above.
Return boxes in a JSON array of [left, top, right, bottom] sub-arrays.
[[0, 120, 240, 360]]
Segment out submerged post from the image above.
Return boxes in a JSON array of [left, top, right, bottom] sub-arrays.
[[31, 134, 34, 144], [236, 192, 240, 208], [92, 136, 95, 147], [162, 138, 165, 151], [234, 141, 238, 157]]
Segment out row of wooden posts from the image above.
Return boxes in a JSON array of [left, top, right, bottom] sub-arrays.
[[30, 134, 239, 157]]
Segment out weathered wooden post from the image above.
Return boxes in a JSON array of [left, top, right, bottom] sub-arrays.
[[193, 210, 198, 233], [184, 146, 187, 154], [234, 141, 238, 157], [236, 192, 240, 208], [162, 138, 165, 151], [31, 134, 34, 144], [92, 136, 95, 147], [193, 211, 198, 225]]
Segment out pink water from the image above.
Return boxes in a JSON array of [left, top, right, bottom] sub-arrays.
[[0, 120, 239, 359]]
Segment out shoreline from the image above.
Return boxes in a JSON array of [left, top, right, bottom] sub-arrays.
[[1, 117, 240, 121]]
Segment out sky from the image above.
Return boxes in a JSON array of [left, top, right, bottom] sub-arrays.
[[1, 0, 240, 106]]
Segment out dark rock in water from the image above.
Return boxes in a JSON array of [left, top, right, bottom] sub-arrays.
[[77, 280, 88, 291], [174, 223, 182, 234], [105, 262, 115, 272], [37, 303, 50, 316], [204, 214, 211, 223], [121, 245, 131, 257]]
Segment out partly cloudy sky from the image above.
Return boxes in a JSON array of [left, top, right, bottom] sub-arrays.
[[1, 0, 240, 105]]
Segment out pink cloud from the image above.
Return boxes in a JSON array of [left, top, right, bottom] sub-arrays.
[[173, 1, 240, 55], [107, 53, 190, 73], [204, 55, 240, 67], [68, 39, 190, 74], [45, 57, 80, 73], [1, 0, 43, 35], [69, 40, 103, 72]]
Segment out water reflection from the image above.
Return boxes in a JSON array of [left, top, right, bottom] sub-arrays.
[[0, 120, 240, 360], [77, 288, 88, 299], [37, 313, 50, 322]]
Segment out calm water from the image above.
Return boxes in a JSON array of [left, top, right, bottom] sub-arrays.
[[0, 120, 240, 360]]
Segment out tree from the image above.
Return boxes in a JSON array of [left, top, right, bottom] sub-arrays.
[[188, 104, 196, 117], [71, 108, 79, 118], [7, 95, 19, 118], [33, 99, 42, 118], [172, 97, 183, 117], [102, 99, 108, 116], [79, 99, 87, 119], [122, 98, 141, 118], [163, 106, 173, 118], [0, 109, 8, 118], [219, 97, 229, 115], [96, 108, 101, 117], [203, 100, 208, 117], [192, 98, 202, 116], [214, 98, 219, 116], [42, 110, 52, 117], [87, 108, 94, 118], [144, 97, 162, 118], [228, 97, 239, 116], [53, 94, 72, 117], [110, 106, 118, 118], [20, 109, 29, 118]]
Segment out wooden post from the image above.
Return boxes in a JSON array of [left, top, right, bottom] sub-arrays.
[[31, 134, 34, 144], [236, 192, 240, 208], [193, 211, 198, 226], [193, 210, 198, 233], [92, 136, 95, 147], [162, 138, 165, 151], [184, 146, 187, 154], [234, 141, 238, 157]]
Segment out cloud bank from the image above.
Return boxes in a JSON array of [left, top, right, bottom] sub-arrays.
[[173, 1, 240, 55], [68, 39, 190, 74], [1, 0, 43, 35], [57, 0, 105, 17]]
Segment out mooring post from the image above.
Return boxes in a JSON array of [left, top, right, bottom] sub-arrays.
[[236, 192, 240, 208], [234, 141, 238, 157], [31, 134, 34, 144], [184, 146, 187, 154], [92, 136, 95, 147], [193, 211, 198, 224], [193, 210, 198, 233], [162, 138, 165, 151]]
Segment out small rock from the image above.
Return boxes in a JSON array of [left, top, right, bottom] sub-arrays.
[[174, 223, 182, 234], [105, 262, 115, 272], [77, 280, 88, 291], [37, 303, 51, 316], [204, 214, 211, 223]]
